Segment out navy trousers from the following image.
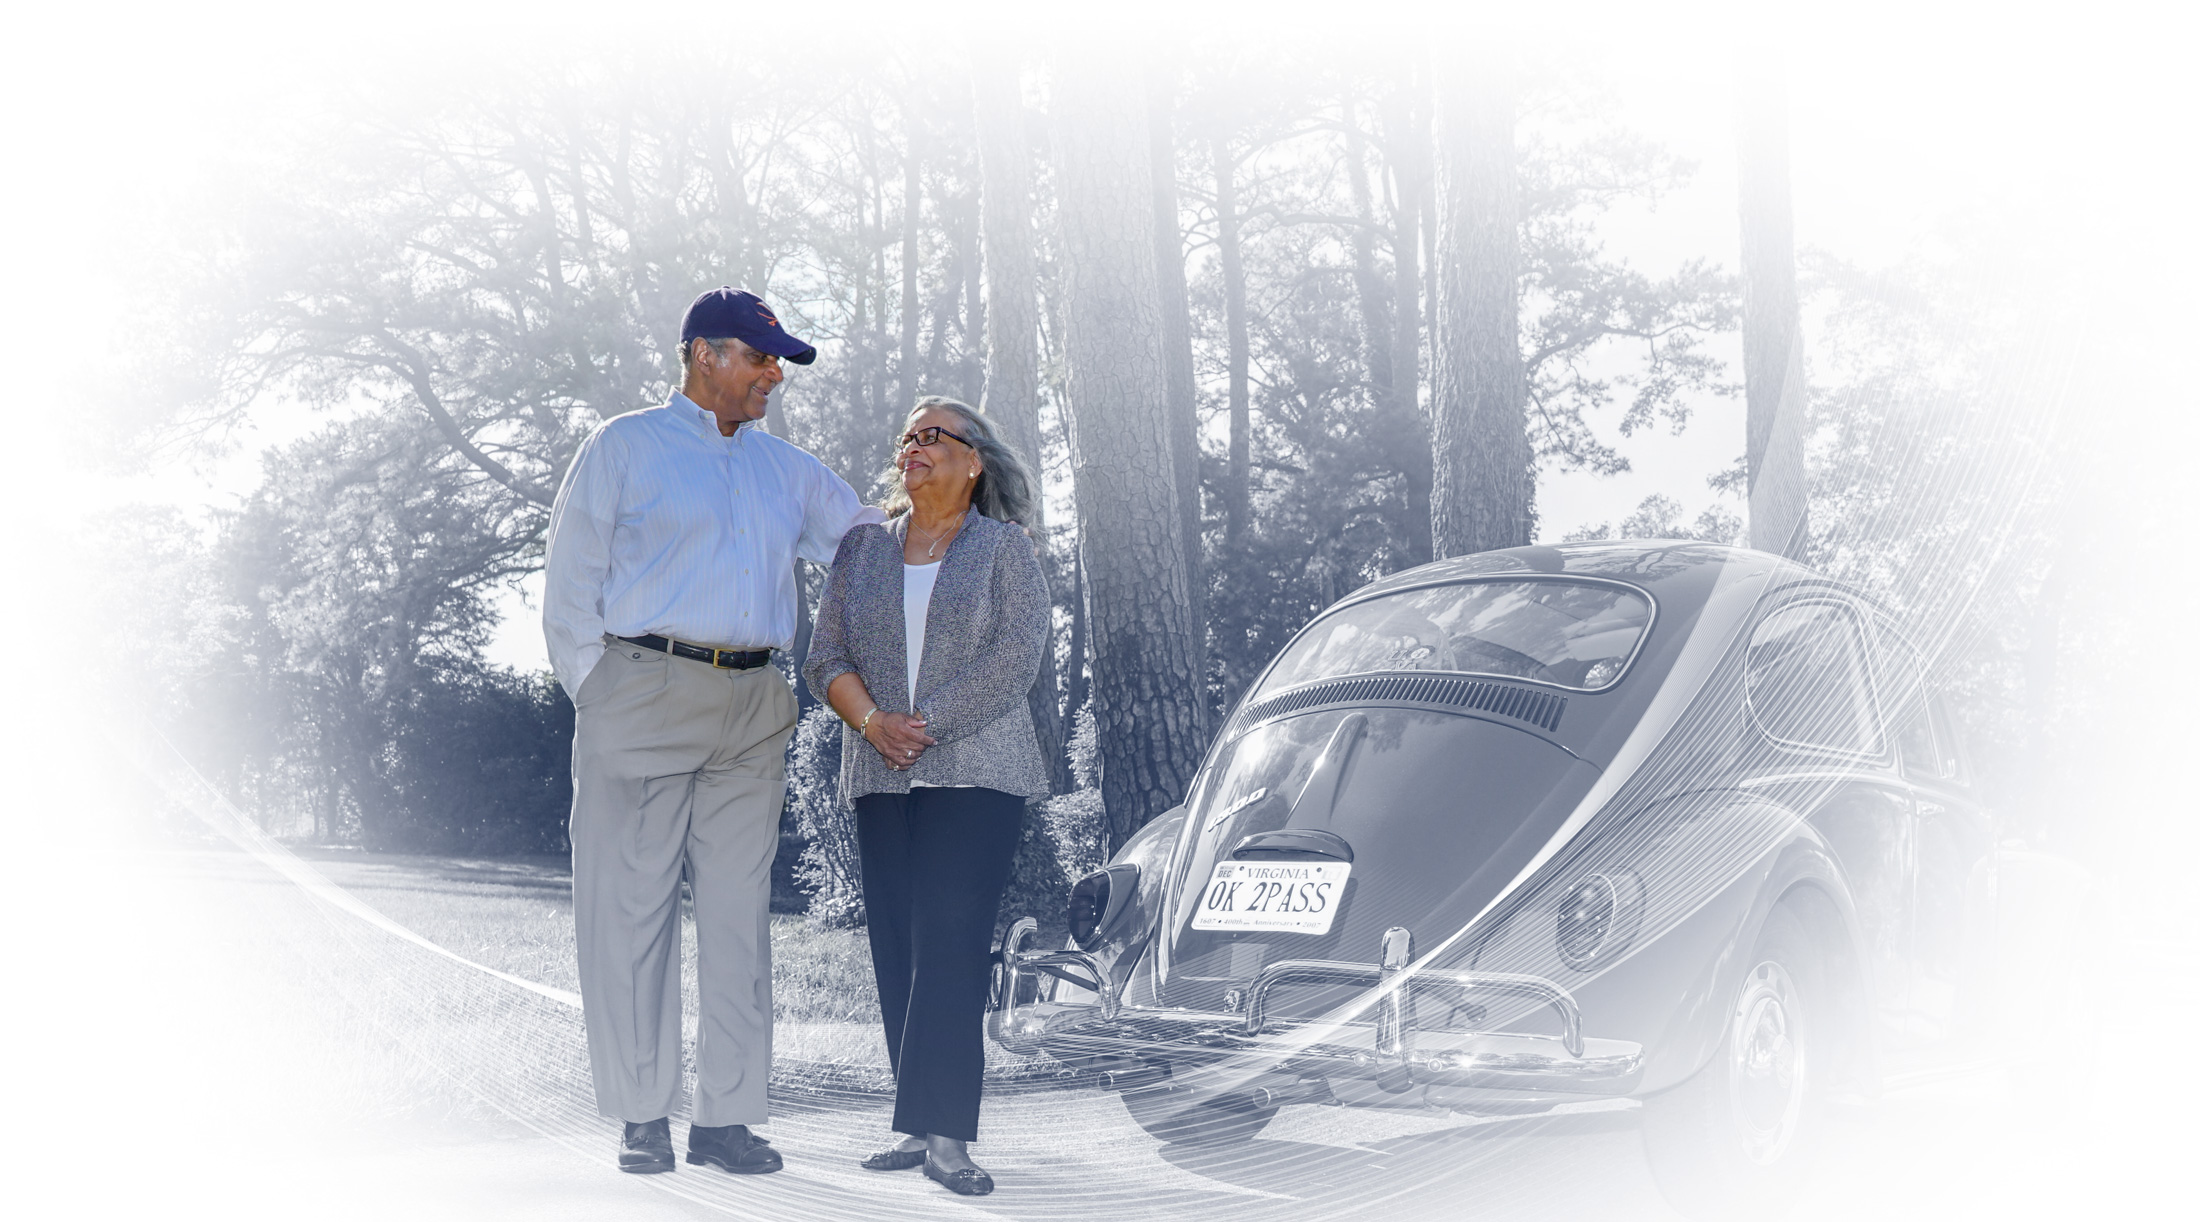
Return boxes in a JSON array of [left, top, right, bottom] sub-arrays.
[[854, 786, 1025, 1142]]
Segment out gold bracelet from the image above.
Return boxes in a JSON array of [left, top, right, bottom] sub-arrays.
[[857, 707, 879, 734]]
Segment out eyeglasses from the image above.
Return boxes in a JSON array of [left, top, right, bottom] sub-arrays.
[[896, 425, 972, 452]]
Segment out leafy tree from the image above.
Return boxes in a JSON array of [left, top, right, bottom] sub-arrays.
[[1039, 697, 1107, 885], [379, 666, 574, 853], [1795, 248, 2069, 818], [136, 47, 1745, 852], [1563, 493, 1744, 544], [140, 407, 564, 849], [1518, 116, 1738, 475], [786, 705, 862, 928], [1177, 61, 1739, 709]]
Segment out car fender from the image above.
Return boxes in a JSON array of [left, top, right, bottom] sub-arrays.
[[1465, 788, 1862, 1092], [1054, 805, 1187, 1009], [1638, 831, 1870, 1095]]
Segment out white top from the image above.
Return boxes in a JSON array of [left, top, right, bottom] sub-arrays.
[[541, 393, 886, 697], [902, 560, 941, 708], [903, 560, 949, 789]]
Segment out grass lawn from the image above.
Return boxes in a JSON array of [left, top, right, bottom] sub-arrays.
[[292, 847, 1059, 1086], [299, 848, 885, 1026]]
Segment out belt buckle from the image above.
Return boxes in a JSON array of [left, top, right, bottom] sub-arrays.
[[712, 647, 735, 669]]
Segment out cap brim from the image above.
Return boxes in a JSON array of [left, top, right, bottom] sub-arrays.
[[747, 329, 818, 366]]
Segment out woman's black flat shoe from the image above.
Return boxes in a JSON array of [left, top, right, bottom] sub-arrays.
[[923, 1158, 994, 1196], [860, 1147, 926, 1172]]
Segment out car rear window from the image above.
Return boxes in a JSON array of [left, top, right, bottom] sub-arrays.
[[1253, 580, 1654, 697]]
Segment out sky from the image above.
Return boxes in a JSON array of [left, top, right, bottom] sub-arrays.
[[5, 0, 2189, 671]]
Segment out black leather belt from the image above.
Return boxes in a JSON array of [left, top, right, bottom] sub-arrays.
[[617, 635, 774, 670]]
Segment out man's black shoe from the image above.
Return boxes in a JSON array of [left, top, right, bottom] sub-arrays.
[[619, 1119, 675, 1174], [687, 1124, 784, 1175]]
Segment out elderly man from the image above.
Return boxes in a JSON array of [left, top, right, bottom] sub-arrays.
[[543, 287, 885, 1176]]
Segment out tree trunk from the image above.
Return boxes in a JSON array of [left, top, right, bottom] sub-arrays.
[[958, 189, 986, 407], [1421, 153, 1438, 355], [973, 54, 1067, 792], [974, 59, 1044, 475], [1147, 67, 1208, 721], [898, 115, 923, 415], [1429, 54, 1532, 559], [1214, 134, 1252, 550], [1385, 80, 1433, 566], [1343, 100, 1394, 397], [1066, 552, 1089, 723], [1736, 66, 1811, 560], [856, 123, 891, 467], [1352, 92, 1433, 571], [1052, 59, 1207, 848]]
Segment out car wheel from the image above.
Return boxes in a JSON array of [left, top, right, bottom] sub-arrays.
[[1642, 902, 1827, 1220], [1121, 1080, 1278, 1147]]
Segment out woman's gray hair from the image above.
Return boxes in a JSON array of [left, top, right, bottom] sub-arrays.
[[880, 396, 1036, 524]]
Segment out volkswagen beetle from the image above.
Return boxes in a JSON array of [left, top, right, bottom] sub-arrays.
[[988, 542, 1999, 1218]]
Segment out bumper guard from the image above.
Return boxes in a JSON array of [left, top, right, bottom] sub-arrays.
[[987, 918, 1640, 1098]]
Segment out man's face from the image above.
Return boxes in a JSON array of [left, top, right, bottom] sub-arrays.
[[701, 337, 784, 421]]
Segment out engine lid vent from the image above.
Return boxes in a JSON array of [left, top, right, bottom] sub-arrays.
[[1234, 674, 1567, 734]]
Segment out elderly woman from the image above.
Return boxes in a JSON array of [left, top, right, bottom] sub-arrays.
[[801, 396, 1049, 1197]]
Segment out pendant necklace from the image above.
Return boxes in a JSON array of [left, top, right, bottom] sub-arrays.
[[909, 516, 961, 559]]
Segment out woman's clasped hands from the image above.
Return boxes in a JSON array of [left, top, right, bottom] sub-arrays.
[[864, 709, 937, 771]]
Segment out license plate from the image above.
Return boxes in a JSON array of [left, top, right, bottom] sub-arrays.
[[1190, 860, 1351, 935]]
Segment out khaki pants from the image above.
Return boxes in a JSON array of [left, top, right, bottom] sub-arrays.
[[569, 635, 797, 1127]]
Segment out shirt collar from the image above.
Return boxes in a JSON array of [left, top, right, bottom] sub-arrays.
[[668, 390, 756, 444]]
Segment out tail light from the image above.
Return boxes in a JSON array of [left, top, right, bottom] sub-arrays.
[[1555, 870, 1645, 970]]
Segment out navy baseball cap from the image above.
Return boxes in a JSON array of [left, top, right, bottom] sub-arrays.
[[680, 287, 818, 365]]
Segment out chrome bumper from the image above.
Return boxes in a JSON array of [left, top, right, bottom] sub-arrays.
[[987, 918, 1643, 1098]]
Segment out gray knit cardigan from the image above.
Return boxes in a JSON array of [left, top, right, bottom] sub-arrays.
[[802, 508, 1051, 805]]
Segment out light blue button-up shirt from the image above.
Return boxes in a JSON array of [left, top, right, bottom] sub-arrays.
[[541, 392, 886, 697]]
